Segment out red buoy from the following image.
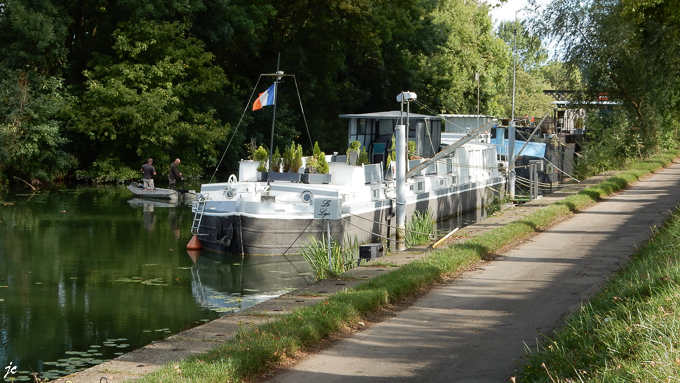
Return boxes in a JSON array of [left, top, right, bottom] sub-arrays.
[[187, 235, 202, 250]]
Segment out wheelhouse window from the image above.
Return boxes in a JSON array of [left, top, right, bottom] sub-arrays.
[[349, 118, 375, 149]]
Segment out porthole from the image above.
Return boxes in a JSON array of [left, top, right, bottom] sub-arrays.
[[301, 190, 314, 203]]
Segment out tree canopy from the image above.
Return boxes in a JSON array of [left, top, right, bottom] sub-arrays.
[[3, 0, 676, 186], [528, 0, 680, 164], [0, 0, 526, 185]]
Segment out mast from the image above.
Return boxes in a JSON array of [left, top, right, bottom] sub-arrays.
[[476, 72, 480, 130], [267, 54, 282, 187]]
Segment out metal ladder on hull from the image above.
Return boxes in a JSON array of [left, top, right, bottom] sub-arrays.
[[191, 196, 208, 236]]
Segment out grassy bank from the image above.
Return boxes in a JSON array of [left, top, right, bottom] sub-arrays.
[[137, 150, 680, 383]]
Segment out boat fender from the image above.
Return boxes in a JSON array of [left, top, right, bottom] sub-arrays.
[[187, 235, 202, 250]]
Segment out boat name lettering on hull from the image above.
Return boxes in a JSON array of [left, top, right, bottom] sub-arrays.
[[314, 198, 341, 220]]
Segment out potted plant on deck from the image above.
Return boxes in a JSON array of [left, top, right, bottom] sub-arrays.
[[408, 140, 421, 160], [254, 145, 269, 181], [292, 143, 303, 174], [347, 140, 361, 165], [302, 142, 331, 184], [358, 146, 369, 165], [238, 139, 260, 181], [271, 142, 302, 182], [272, 147, 282, 173], [330, 140, 368, 185]]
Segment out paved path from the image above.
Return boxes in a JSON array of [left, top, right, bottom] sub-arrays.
[[265, 162, 680, 383]]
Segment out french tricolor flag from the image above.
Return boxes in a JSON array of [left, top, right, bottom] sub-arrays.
[[253, 83, 276, 111]]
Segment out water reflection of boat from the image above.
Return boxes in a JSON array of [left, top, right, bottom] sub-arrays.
[[188, 250, 314, 313], [127, 198, 183, 208], [127, 182, 197, 203]]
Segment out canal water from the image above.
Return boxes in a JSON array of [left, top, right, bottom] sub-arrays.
[[0, 185, 314, 382]]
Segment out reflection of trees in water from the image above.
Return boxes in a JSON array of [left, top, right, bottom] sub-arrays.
[[1, 188, 191, 260], [0, 185, 208, 369]]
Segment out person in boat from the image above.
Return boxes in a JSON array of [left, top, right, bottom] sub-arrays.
[[141, 158, 156, 190], [168, 158, 184, 190]]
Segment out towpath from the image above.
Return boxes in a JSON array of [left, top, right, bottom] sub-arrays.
[[54, 160, 680, 383]]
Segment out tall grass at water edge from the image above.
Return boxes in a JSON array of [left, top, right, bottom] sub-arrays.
[[303, 208, 435, 279], [405, 208, 436, 246], [301, 235, 359, 280], [136, 150, 680, 383]]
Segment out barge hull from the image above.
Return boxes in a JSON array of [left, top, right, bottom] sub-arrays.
[[195, 180, 502, 255]]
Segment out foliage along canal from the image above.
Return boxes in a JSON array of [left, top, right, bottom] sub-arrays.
[[0, 185, 314, 382]]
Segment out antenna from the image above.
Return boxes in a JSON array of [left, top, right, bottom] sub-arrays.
[[508, 12, 518, 200]]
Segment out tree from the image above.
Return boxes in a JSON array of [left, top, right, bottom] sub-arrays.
[[495, 19, 552, 118], [526, 0, 680, 172], [538, 61, 582, 91], [73, 19, 230, 181], [240, 0, 448, 152], [496, 19, 548, 73], [0, 70, 76, 183], [0, 0, 69, 73], [0, 1, 74, 184], [1, 0, 610, 184], [415, 0, 510, 116]]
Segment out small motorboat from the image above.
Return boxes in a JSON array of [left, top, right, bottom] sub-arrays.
[[127, 182, 197, 203]]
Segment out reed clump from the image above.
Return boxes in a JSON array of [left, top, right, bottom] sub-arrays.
[[301, 235, 359, 280], [405, 208, 435, 246]]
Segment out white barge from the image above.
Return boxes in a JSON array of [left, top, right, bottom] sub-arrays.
[[191, 111, 505, 255]]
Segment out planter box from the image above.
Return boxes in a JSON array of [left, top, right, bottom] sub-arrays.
[[256, 172, 269, 182], [301, 173, 331, 184], [270, 172, 301, 183]]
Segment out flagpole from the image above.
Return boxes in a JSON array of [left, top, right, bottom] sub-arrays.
[[267, 53, 281, 187]]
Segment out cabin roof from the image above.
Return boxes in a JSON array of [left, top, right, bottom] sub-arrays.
[[551, 100, 622, 106], [439, 114, 495, 118], [339, 111, 442, 120]]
